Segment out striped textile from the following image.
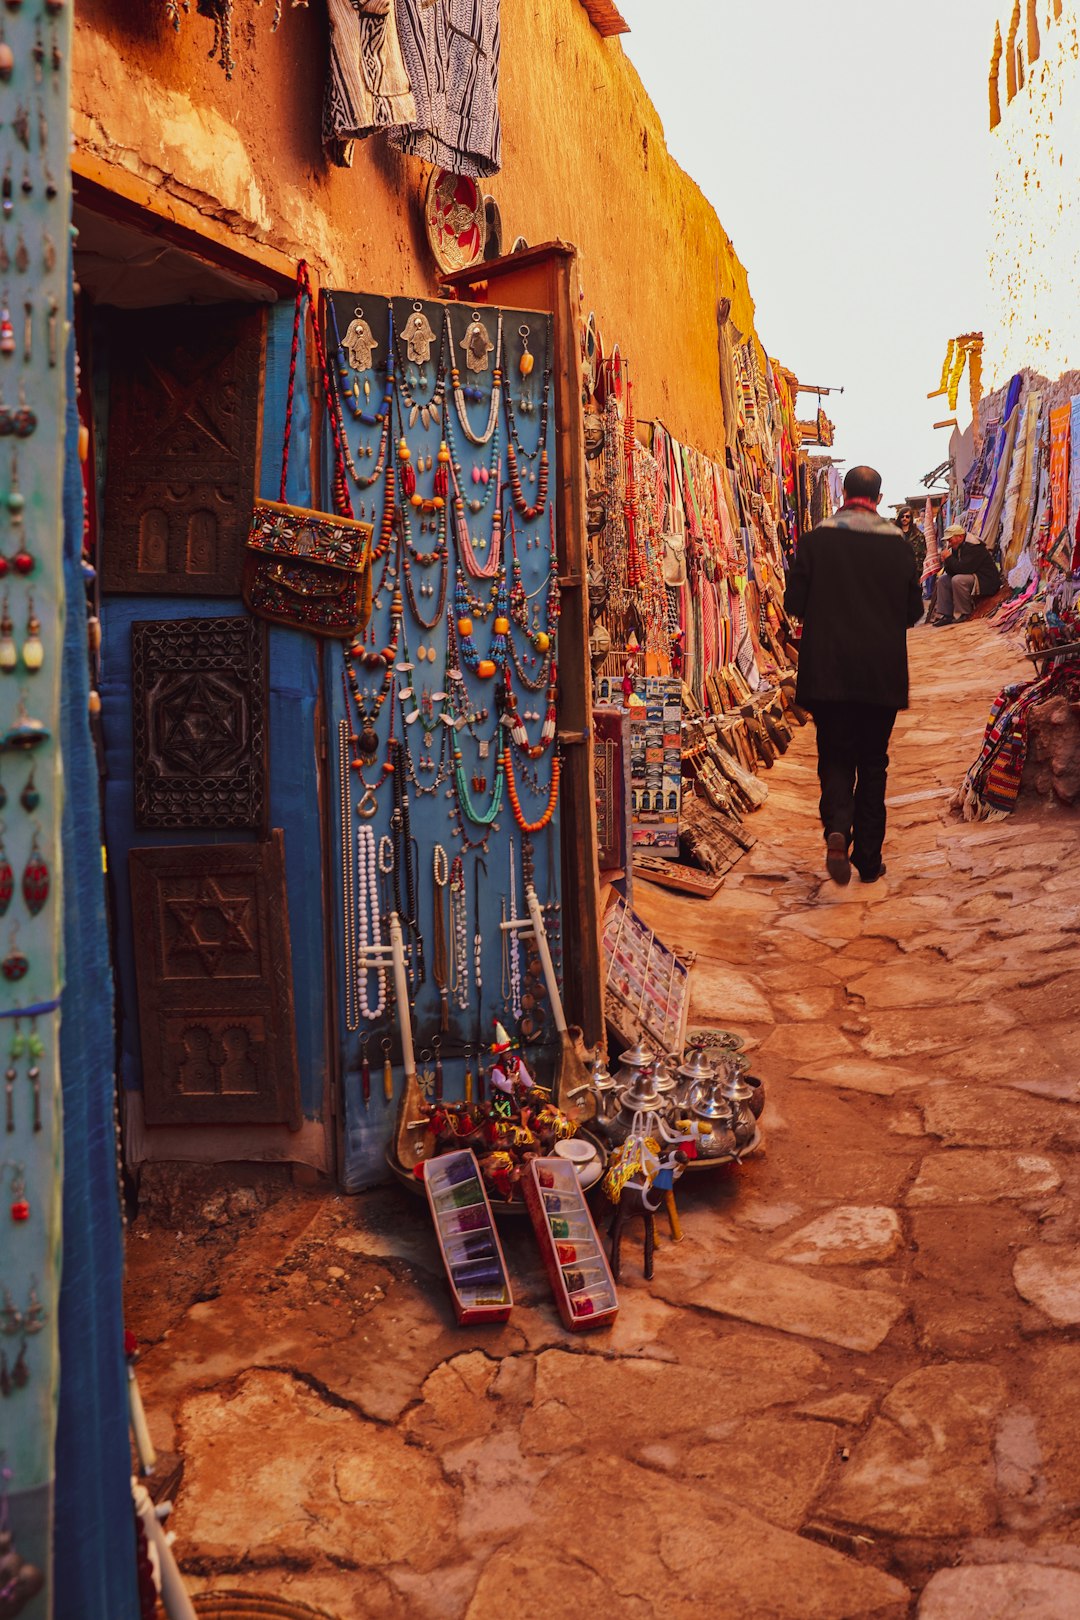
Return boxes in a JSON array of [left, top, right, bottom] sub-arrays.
[[390, 0, 502, 178], [323, 0, 416, 167]]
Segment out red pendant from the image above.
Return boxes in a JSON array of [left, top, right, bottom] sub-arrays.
[[0, 856, 12, 915], [21, 848, 48, 914]]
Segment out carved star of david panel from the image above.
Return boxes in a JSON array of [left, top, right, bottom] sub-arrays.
[[130, 836, 301, 1128], [132, 616, 267, 830], [102, 303, 265, 595]]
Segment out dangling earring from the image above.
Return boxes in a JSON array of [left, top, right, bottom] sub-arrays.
[[19, 768, 37, 812], [21, 597, 41, 672], [21, 827, 48, 915], [0, 822, 12, 917], [0, 598, 15, 674], [2, 924, 27, 982]]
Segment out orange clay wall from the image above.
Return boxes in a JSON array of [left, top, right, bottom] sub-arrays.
[[73, 0, 756, 454]]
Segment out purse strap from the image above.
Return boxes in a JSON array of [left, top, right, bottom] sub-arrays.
[[280, 261, 355, 519]]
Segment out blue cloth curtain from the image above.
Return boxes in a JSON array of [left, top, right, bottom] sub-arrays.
[[52, 291, 139, 1619]]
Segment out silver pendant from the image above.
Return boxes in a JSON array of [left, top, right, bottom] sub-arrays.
[[402, 303, 437, 366], [461, 311, 494, 374], [342, 307, 378, 371]]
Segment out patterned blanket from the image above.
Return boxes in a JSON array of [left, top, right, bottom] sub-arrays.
[[955, 662, 1080, 819]]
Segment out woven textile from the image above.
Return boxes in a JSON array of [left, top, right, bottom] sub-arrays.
[[955, 663, 1080, 820], [323, 0, 416, 167], [389, 0, 502, 177]]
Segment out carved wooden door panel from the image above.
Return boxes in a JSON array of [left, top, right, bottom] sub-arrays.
[[131, 615, 268, 830], [102, 303, 265, 596], [129, 834, 301, 1128]]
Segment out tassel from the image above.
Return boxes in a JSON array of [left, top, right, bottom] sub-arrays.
[[361, 1047, 371, 1107], [464, 1065, 474, 1105], [433, 1052, 444, 1103], [383, 1052, 394, 1102]]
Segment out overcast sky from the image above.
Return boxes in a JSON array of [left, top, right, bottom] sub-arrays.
[[617, 0, 1000, 509]]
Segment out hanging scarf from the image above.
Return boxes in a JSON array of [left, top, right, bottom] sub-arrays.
[[323, 0, 416, 166], [1049, 403, 1072, 559], [389, 0, 502, 178], [1069, 397, 1080, 572]]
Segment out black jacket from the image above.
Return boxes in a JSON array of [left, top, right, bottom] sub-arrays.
[[784, 506, 923, 709], [943, 538, 1000, 597]]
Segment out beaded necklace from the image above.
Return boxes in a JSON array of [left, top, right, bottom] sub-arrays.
[[454, 566, 509, 677], [328, 296, 395, 490], [507, 839, 523, 1018], [506, 504, 560, 691], [397, 472, 449, 633], [504, 324, 551, 519], [389, 736, 424, 990], [356, 824, 387, 1021], [503, 661, 558, 760], [449, 450, 503, 579], [444, 393, 501, 518], [432, 844, 450, 1030], [338, 719, 359, 1033], [449, 855, 469, 1011], [503, 744, 561, 834], [447, 306, 503, 446], [344, 589, 401, 766]]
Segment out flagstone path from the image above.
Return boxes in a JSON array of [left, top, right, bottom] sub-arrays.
[[126, 620, 1080, 1619]]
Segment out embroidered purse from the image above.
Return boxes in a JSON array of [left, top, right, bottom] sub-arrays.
[[244, 262, 373, 638]]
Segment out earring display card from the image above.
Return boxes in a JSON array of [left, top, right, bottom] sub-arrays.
[[523, 1157, 618, 1331], [594, 674, 681, 855], [422, 1148, 513, 1323]]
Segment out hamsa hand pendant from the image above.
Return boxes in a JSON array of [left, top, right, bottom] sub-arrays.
[[343, 307, 378, 371], [461, 313, 493, 374], [402, 304, 437, 366]]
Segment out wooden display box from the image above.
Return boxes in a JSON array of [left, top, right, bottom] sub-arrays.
[[423, 1150, 514, 1324], [523, 1158, 619, 1331]]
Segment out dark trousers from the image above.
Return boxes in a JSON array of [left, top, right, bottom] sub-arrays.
[[809, 702, 898, 878]]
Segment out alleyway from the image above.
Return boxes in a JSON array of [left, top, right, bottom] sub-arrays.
[[127, 620, 1080, 1620]]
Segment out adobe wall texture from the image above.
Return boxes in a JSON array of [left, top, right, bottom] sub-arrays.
[[74, 0, 757, 453]]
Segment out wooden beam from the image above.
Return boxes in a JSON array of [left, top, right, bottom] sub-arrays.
[[71, 147, 297, 295]]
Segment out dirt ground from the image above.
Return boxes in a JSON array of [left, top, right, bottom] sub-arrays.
[[126, 620, 1080, 1620]]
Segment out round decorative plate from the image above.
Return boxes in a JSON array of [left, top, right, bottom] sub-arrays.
[[608, 343, 624, 405], [482, 195, 503, 261], [425, 168, 485, 275]]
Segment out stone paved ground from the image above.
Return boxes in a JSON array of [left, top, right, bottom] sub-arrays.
[[126, 621, 1080, 1619]]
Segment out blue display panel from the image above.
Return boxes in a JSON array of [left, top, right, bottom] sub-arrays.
[[321, 293, 564, 1191]]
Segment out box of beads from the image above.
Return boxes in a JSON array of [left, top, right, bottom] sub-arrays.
[[423, 1149, 514, 1324], [523, 1158, 619, 1332]]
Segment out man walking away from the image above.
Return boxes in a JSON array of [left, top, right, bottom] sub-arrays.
[[930, 524, 1001, 625], [785, 465, 923, 886]]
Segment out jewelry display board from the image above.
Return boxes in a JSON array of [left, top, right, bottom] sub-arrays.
[[317, 291, 562, 1191], [1, 0, 72, 1605], [603, 895, 691, 1056]]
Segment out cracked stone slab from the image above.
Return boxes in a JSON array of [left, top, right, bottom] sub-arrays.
[[913, 1083, 1080, 1150], [681, 1413, 839, 1530], [822, 1362, 1010, 1537], [465, 1455, 910, 1620], [918, 1563, 1080, 1618], [652, 1254, 905, 1351], [172, 1368, 460, 1570], [769, 1206, 902, 1267], [846, 964, 985, 1008], [906, 1150, 1062, 1207], [797, 1391, 878, 1426], [1013, 1247, 1080, 1325], [520, 1339, 827, 1456], [794, 1056, 930, 1096]]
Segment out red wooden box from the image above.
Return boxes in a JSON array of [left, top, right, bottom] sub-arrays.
[[423, 1149, 514, 1324], [523, 1157, 619, 1331]]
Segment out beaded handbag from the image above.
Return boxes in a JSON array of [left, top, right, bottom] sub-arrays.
[[244, 263, 373, 638]]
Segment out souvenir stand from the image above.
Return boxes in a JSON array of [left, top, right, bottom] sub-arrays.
[[1, 0, 77, 1611], [580, 313, 808, 905], [321, 244, 601, 1193]]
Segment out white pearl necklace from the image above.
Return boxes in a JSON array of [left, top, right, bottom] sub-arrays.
[[356, 824, 387, 1021], [508, 836, 522, 1019]]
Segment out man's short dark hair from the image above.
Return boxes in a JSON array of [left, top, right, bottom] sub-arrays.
[[844, 465, 883, 502]]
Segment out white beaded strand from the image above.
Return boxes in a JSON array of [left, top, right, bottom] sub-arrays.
[[357, 824, 387, 1021]]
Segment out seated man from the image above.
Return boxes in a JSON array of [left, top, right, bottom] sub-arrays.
[[931, 524, 1001, 624]]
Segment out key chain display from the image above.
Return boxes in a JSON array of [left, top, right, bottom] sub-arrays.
[[0, 0, 70, 1592], [323, 291, 563, 1192]]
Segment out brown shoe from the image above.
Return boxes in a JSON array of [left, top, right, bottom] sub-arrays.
[[826, 832, 852, 886]]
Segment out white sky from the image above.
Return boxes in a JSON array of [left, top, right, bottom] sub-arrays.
[[617, 0, 1001, 509]]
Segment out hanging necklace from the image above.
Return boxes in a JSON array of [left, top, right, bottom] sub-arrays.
[[356, 824, 387, 1021], [508, 838, 523, 1019], [389, 736, 424, 991], [432, 843, 450, 1031], [454, 565, 509, 678], [449, 452, 503, 579], [449, 855, 469, 1012], [505, 320, 552, 521], [445, 399, 501, 516], [395, 300, 445, 430], [503, 661, 558, 760], [448, 307, 503, 446], [398, 479, 450, 633], [339, 720, 360, 1033], [506, 503, 560, 691], [504, 743, 561, 834], [328, 297, 395, 489], [344, 589, 401, 767]]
